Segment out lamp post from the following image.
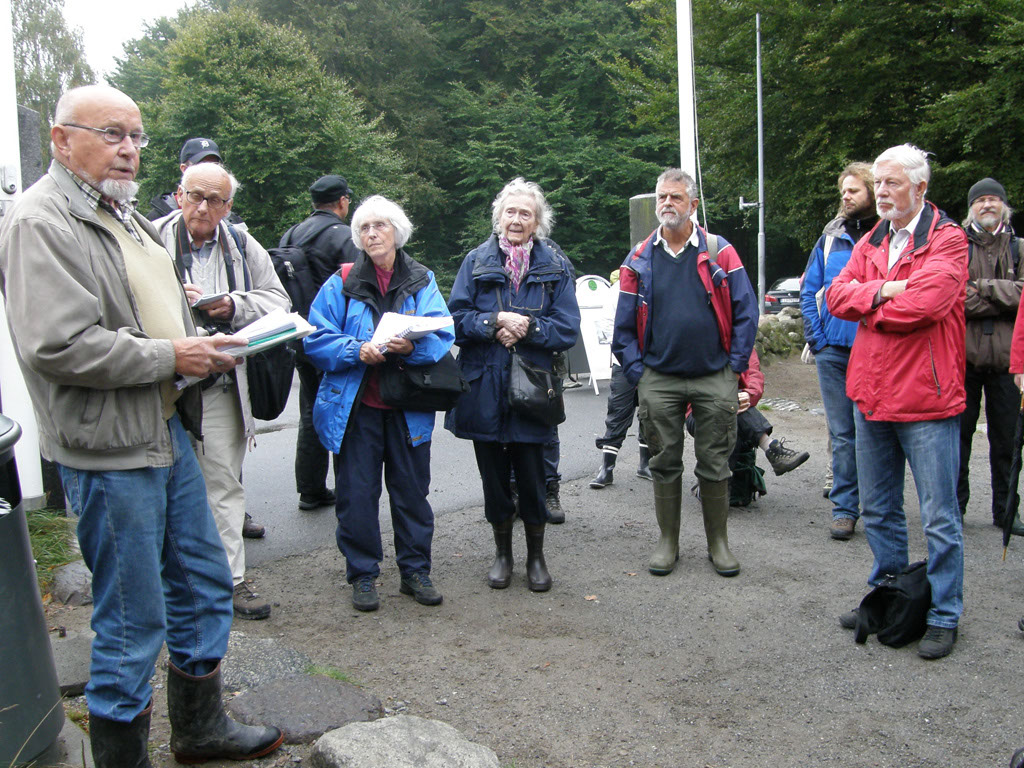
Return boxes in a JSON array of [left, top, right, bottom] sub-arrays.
[[739, 12, 766, 315]]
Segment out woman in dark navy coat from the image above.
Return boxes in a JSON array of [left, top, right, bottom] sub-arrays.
[[445, 178, 581, 591]]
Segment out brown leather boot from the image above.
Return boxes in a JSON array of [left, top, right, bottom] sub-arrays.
[[699, 478, 740, 577], [649, 478, 681, 575]]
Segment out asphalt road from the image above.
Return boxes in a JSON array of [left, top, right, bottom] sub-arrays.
[[242, 377, 616, 568]]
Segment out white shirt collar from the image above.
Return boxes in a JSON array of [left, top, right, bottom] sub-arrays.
[[655, 223, 700, 258]]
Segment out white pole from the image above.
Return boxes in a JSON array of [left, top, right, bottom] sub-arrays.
[[0, 0, 45, 507], [676, 0, 697, 178], [755, 12, 766, 315]]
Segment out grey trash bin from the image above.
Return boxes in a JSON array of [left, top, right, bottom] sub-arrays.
[[0, 414, 65, 765]]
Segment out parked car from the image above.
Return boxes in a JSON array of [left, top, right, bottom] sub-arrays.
[[764, 276, 802, 315]]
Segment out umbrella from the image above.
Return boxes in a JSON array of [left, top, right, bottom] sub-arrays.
[[1002, 389, 1024, 559]]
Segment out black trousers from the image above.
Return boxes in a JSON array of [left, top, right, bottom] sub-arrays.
[[958, 364, 1017, 520], [473, 441, 547, 525], [595, 364, 647, 451], [294, 354, 331, 495]]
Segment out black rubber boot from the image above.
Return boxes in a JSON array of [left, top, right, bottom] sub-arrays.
[[90, 701, 153, 768], [636, 445, 653, 481], [167, 661, 284, 764], [487, 518, 514, 589], [524, 523, 552, 592], [545, 480, 564, 524], [590, 451, 617, 489]]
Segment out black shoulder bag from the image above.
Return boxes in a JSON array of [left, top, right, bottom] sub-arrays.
[[379, 351, 468, 412], [495, 286, 566, 426], [225, 226, 295, 421]]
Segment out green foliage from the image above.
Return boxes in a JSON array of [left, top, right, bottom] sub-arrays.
[[26, 507, 76, 594], [12, 0, 94, 164], [112, 7, 412, 250], [616, 0, 1024, 281]]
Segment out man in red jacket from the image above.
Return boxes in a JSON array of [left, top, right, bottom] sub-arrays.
[[826, 144, 968, 660]]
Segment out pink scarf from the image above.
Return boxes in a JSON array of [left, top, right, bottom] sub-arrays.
[[499, 235, 533, 291]]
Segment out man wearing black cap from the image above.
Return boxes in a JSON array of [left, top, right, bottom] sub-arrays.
[[147, 138, 246, 226], [282, 174, 358, 510], [958, 177, 1024, 532]]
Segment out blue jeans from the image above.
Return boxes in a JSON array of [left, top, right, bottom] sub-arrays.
[[854, 412, 964, 628], [59, 415, 233, 722], [815, 346, 859, 520]]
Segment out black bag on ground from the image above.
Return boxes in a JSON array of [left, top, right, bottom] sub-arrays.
[[854, 560, 931, 647], [507, 350, 565, 426], [246, 343, 295, 420], [728, 447, 767, 507], [379, 352, 469, 412]]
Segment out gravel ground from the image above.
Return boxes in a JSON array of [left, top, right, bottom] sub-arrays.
[[50, 354, 1024, 768]]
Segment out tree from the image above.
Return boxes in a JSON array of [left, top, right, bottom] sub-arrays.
[[610, 0, 1024, 282], [12, 0, 94, 163], [111, 7, 414, 255]]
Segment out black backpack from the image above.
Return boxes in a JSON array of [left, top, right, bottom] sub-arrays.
[[854, 560, 931, 647], [270, 218, 336, 318]]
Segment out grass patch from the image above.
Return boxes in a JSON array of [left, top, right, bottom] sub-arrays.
[[26, 507, 77, 594], [306, 664, 359, 685]]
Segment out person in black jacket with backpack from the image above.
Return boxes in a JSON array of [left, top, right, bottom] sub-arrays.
[[282, 175, 359, 511]]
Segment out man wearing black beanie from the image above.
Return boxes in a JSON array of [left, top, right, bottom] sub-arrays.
[[958, 177, 1024, 533]]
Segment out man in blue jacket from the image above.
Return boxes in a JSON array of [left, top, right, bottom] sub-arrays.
[[800, 163, 877, 541], [613, 168, 758, 578]]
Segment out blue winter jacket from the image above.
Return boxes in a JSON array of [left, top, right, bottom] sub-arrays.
[[444, 235, 581, 444], [800, 217, 859, 352], [304, 250, 454, 451]]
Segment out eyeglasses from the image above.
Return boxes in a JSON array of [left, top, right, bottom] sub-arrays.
[[183, 190, 229, 210], [61, 123, 150, 148], [358, 221, 391, 235]]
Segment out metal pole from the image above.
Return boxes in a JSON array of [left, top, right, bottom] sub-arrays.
[[676, 0, 697, 178], [755, 12, 766, 315]]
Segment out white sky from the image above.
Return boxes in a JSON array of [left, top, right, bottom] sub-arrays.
[[62, 0, 195, 79]]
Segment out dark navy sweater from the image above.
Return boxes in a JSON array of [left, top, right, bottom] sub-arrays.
[[646, 242, 728, 377]]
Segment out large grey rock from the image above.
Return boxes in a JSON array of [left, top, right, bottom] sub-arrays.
[[311, 715, 499, 768], [50, 630, 94, 696], [52, 561, 92, 606], [222, 631, 312, 691], [227, 673, 381, 745]]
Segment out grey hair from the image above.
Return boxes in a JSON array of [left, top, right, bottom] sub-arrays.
[[872, 144, 931, 187], [351, 195, 414, 250], [51, 84, 135, 156], [180, 163, 240, 200], [963, 201, 1014, 230], [656, 168, 698, 200], [491, 177, 554, 239]]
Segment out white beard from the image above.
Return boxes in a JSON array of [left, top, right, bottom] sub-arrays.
[[98, 179, 139, 203], [877, 190, 921, 223]]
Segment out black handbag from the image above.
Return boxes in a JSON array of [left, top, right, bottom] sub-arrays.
[[379, 352, 469, 412], [246, 343, 295, 420], [507, 349, 565, 426], [854, 560, 931, 647]]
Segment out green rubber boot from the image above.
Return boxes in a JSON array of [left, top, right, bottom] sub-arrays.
[[699, 478, 740, 577], [649, 478, 682, 575]]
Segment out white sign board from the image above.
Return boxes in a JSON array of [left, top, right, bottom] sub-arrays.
[[573, 275, 613, 393]]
